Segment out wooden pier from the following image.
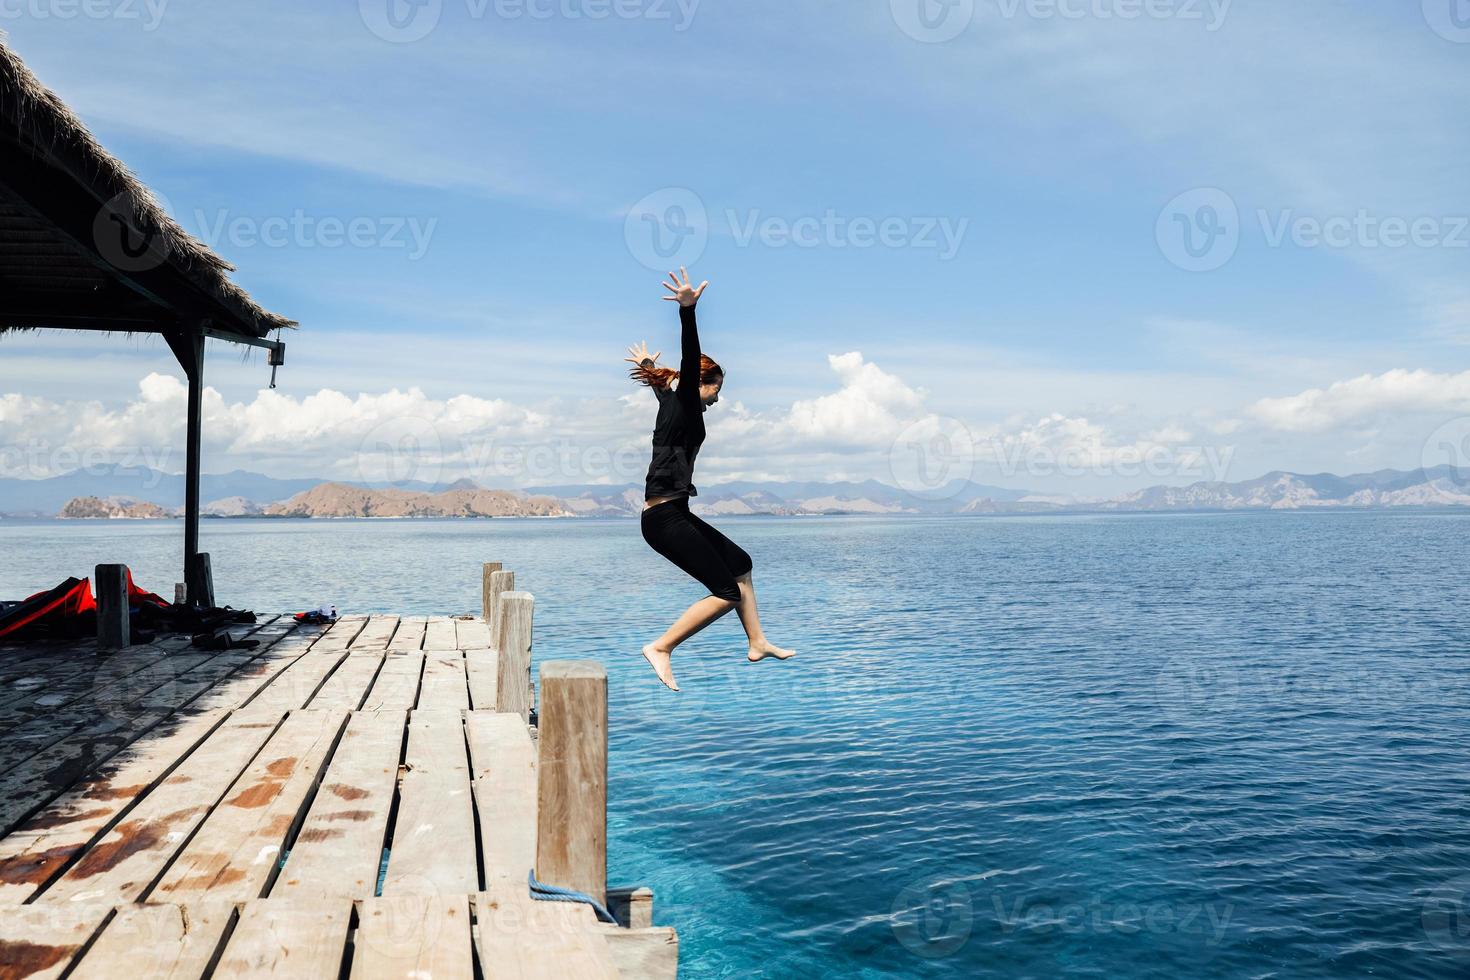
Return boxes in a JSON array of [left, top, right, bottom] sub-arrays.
[[0, 565, 677, 979]]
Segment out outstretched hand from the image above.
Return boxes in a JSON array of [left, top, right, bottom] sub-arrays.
[[624, 340, 661, 367], [661, 267, 708, 307]]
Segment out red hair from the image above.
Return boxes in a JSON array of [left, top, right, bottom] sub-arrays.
[[629, 355, 724, 392]]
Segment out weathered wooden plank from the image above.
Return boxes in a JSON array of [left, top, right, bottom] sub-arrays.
[[350, 615, 400, 652], [273, 710, 404, 900], [237, 648, 349, 715], [306, 616, 369, 654], [0, 904, 111, 980], [351, 894, 474, 980], [41, 710, 285, 904], [466, 711, 537, 885], [69, 902, 234, 980], [151, 709, 349, 902], [597, 925, 680, 980], [385, 616, 426, 653], [422, 617, 458, 652], [417, 653, 469, 712], [382, 711, 477, 896], [455, 616, 493, 650], [306, 653, 384, 710], [465, 648, 500, 710], [213, 898, 351, 979], [474, 886, 621, 980], [359, 653, 423, 712], [0, 707, 231, 904]]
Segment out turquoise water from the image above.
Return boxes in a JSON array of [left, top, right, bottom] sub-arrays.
[[5, 512, 1470, 978]]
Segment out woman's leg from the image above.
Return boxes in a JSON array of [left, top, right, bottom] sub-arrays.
[[642, 595, 737, 691], [679, 511, 796, 663], [733, 571, 796, 663], [640, 500, 743, 691]]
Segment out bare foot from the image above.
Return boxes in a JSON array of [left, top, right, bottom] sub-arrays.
[[642, 644, 680, 691], [747, 641, 796, 664]]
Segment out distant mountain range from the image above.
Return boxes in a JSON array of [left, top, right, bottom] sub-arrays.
[[7, 466, 1470, 520]]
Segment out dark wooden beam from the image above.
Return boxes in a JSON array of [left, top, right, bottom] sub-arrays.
[[164, 326, 206, 605]]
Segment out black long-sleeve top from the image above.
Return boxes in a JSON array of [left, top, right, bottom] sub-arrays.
[[643, 304, 706, 500]]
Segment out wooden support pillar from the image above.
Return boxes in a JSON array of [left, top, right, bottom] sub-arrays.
[[495, 591, 533, 720], [486, 570, 514, 646], [536, 660, 608, 910], [95, 564, 129, 650], [187, 552, 215, 610], [481, 562, 503, 623], [165, 326, 206, 605]]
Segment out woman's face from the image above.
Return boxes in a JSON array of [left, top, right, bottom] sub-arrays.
[[699, 377, 724, 410]]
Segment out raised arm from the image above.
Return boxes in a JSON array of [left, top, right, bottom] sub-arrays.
[[661, 267, 709, 408]]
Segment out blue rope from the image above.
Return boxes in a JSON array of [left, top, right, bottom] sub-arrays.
[[527, 869, 618, 924]]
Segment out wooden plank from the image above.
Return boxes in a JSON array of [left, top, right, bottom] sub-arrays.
[[417, 653, 469, 711], [151, 709, 349, 902], [385, 617, 426, 653], [213, 898, 351, 979], [41, 710, 286, 904], [466, 711, 537, 885], [307, 616, 369, 654], [359, 653, 423, 712], [536, 662, 609, 908], [0, 707, 231, 904], [273, 710, 404, 900], [474, 886, 621, 980], [597, 926, 679, 980], [350, 615, 400, 652], [382, 711, 476, 896], [237, 648, 349, 715], [306, 652, 384, 710], [351, 894, 474, 980], [465, 649, 500, 710], [422, 617, 458, 652], [455, 616, 493, 650], [0, 904, 110, 980], [69, 902, 234, 980]]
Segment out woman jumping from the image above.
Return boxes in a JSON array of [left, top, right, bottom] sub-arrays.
[[625, 268, 795, 692]]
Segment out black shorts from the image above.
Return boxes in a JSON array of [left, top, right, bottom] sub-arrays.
[[641, 497, 753, 603]]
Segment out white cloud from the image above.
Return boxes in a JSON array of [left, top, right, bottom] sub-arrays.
[[1248, 369, 1470, 433]]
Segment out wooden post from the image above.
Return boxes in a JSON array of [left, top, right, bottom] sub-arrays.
[[536, 660, 608, 910], [95, 564, 129, 650], [165, 326, 205, 604], [495, 591, 533, 720], [480, 562, 502, 622], [187, 553, 215, 609], [486, 570, 514, 648]]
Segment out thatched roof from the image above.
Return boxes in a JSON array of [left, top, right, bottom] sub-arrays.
[[0, 34, 295, 339]]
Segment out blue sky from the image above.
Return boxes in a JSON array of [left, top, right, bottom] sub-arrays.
[[2, 1, 1469, 497]]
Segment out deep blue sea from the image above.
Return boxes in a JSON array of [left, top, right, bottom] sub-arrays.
[[5, 512, 1470, 979]]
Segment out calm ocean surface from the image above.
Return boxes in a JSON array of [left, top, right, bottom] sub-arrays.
[[4, 512, 1470, 978]]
